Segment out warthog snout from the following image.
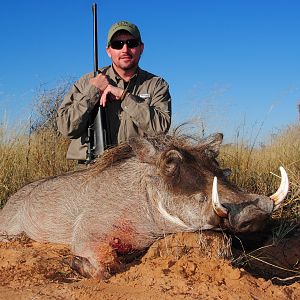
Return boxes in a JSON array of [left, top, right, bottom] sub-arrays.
[[211, 167, 289, 233]]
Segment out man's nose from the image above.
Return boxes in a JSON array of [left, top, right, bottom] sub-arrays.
[[121, 43, 129, 51]]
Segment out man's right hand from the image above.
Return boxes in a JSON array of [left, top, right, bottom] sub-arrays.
[[90, 73, 109, 92]]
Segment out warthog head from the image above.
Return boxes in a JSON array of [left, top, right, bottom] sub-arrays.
[[129, 132, 289, 234]]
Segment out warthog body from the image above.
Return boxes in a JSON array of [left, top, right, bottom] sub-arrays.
[[0, 133, 288, 279]]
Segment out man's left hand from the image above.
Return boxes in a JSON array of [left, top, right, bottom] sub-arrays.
[[100, 85, 124, 107]]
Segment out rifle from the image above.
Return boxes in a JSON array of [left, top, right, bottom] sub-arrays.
[[86, 3, 110, 163]]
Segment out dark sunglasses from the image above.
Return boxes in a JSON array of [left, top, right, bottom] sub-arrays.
[[110, 39, 140, 50]]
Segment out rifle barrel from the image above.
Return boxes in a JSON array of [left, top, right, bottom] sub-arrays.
[[91, 2, 107, 158], [92, 3, 98, 77]]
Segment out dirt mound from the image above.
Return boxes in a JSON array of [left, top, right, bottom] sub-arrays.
[[0, 231, 299, 299]]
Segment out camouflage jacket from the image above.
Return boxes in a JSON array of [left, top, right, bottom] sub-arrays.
[[56, 66, 172, 160]]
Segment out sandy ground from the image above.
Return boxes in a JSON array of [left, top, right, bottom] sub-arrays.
[[0, 230, 299, 300]]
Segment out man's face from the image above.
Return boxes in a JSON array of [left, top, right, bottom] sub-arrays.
[[106, 32, 144, 71]]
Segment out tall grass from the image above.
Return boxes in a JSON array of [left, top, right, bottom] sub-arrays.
[[0, 121, 76, 207], [219, 124, 300, 221]]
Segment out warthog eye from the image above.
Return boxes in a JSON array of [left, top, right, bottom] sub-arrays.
[[239, 220, 252, 230], [222, 168, 232, 177]]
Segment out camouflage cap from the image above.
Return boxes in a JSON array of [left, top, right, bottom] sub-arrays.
[[107, 21, 142, 46]]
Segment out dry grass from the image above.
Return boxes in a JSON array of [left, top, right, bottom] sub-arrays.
[[219, 123, 300, 226], [0, 121, 76, 207]]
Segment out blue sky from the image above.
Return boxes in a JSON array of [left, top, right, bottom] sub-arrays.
[[0, 0, 299, 143]]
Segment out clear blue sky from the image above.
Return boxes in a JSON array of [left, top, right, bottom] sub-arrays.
[[1, 0, 299, 143]]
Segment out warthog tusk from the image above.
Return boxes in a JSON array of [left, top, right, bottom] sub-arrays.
[[270, 166, 289, 211], [212, 176, 228, 217]]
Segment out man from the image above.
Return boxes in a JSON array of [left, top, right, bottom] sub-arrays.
[[57, 21, 171, 161]]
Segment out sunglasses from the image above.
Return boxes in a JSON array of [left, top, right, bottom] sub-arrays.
[[110, 39, 140, 50]]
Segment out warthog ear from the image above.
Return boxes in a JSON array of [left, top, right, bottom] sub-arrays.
[[200, 133, 223, 158], [160, 149, 183, 178], [128, 137, 157, 163]]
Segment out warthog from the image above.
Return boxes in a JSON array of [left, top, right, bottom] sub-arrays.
[[0, 133, 289, 279]]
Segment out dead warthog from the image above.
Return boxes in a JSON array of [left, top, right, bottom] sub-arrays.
[[0, 133, 289, 279]]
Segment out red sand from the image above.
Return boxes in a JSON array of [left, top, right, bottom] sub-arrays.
[[0, 231, 299, 299]]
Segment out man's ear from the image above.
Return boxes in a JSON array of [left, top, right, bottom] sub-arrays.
[[128, 137, 156, 163], [140, 43, 144, 56], [106, 47, 112, 58]]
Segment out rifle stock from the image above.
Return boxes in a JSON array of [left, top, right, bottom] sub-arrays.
[[86, 3, 109, 163]]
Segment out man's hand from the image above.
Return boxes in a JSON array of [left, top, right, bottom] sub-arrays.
[[90, 73, 109, 92], [100, 85, 124, 107]]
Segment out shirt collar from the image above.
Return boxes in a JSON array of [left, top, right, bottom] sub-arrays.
[[108, 65, 139, 83]]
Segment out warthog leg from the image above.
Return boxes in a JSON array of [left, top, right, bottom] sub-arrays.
[[71, 241, 125, 280], [68, 256, 95, 278]]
